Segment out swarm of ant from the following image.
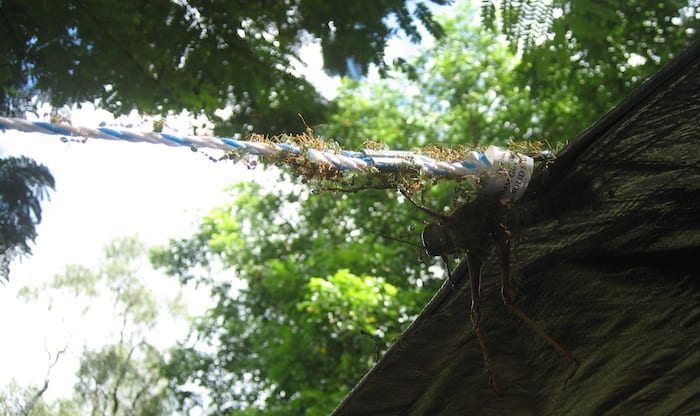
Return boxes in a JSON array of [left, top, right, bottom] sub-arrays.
[[219, 126, 553, 199]]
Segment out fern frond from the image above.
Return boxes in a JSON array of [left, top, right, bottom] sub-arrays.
[[491, 0, 556, 54], [481, 0, 497, 32], [414, 3, 445, 40], [395, 5, 422, 43]]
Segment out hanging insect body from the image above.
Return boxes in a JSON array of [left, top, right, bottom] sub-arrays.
[[402, 187, 579, 394]]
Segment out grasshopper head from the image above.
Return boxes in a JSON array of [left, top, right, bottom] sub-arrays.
[[421, 223, 453, 257]]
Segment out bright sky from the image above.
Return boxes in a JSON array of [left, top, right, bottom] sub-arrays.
[[0, 51, 333, 404], [0, 114, 256, 400], [0, 4, 447, 404]]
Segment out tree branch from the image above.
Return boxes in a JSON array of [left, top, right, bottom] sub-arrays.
[[22, 337, 70, 415]]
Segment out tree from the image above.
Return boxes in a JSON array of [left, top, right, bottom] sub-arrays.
[[483, 0, 698, 67], [0, 156, 54, 282], [481, 0, 699, 138], [0, 379, 72, 416], [151, 182, 435, 415], [11, 236, 183, 415], [0, 344, 78, 416], [320, 8, 534, 146], [328, 0, 699, 148], [0, 0, 448, 134]]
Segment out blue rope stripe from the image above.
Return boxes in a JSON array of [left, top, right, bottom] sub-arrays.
[[221, 137, 245, 149], [161, 133, 194, 146], [32, 122, 74, 136], [0, 115, 535, 199], [97, 127, 141, 142]]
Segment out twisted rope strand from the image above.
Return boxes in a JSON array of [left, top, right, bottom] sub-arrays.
[[0, 116, 535, 200]]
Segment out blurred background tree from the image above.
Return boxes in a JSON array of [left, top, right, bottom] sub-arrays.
[[3, 237, 183, 415]]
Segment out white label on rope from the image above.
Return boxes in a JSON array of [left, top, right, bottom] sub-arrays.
[[480, 146, 534, 201]]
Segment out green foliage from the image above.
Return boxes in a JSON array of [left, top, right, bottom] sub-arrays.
[[152, 181, 440, 414], [481, 0, 699, 133], [14, 236, 181, 415], [326, 0, 699, 150], [0, 379, 71, 416], [299, 269, 401, 337], [0, 156, 54, 282], [74, 343, 175, 416], [483, 0, 698, 58], [319, 3, 550, 151], [0, 0, 446, 133]]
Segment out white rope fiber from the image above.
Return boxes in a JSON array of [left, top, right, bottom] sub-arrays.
[[0, 115, 535, 199]]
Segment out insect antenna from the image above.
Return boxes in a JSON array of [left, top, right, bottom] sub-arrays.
[[372, 231, 422, 249], [398, 187, 448, 221]]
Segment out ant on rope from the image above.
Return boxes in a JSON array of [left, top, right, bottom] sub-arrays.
[[400, 188, 579, 395]]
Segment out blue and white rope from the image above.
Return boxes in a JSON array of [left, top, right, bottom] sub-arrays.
[[0, 115, 535, 199]]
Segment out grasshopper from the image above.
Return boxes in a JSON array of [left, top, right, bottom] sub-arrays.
[[402, 189, 579, 394]]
